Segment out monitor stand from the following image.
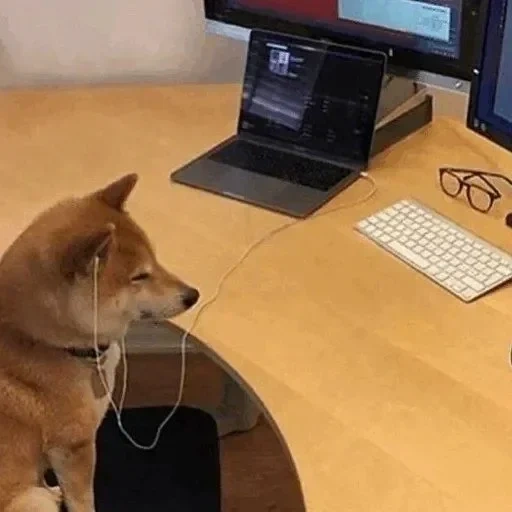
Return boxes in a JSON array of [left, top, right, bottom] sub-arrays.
[[371, 75, 433, 157]]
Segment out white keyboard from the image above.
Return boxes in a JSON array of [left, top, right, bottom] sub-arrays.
[[356, 199, 512, 302]]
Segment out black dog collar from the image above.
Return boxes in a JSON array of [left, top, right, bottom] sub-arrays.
[[66, 345, 109, 360]]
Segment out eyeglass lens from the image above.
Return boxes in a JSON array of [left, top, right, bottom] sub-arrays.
[[440, 171, 494, 212]]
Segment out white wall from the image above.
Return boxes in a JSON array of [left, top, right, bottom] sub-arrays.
[[0, 0, 246, 87], [0, 0, 467, 118]]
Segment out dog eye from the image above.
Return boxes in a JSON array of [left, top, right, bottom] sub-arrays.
[[131, 272, 151, 282]]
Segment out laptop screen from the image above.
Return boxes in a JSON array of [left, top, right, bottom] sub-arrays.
[[238, 30, 386, 163]]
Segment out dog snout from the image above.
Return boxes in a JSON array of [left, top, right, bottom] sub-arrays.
[[181, 287, 200, 309]]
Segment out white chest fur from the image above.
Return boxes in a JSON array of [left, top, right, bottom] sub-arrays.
[[92, 342, 122, 420]]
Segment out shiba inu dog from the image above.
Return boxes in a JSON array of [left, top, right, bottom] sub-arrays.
[[0, 174, 199, 511]]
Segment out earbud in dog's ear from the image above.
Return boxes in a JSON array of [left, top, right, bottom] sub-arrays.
[[92, 173, 139, 211], [61, 223, 116, 279]]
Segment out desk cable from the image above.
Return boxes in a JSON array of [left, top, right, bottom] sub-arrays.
[[94, 173, 378, 450]]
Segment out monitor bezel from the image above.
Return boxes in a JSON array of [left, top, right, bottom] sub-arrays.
[[204, 0, 480, 88], [466, 0, 512, 153]]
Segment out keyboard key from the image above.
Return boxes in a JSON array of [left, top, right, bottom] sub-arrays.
[[388, 240, 430, 269], [475, 273, 488, 283], [462, 276, 484, 292], [446, 278, 465, 292], [485, 274, 502, 286], [461, 289, 476, 301], [467, 268, 481, 279]]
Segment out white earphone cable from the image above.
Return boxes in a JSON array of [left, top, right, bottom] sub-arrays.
[[93, 174, 377, 449]]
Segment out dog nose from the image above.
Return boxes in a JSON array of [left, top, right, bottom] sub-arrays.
[[182, 287, 200, 308]]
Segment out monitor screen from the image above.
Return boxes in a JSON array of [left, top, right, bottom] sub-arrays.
[[205, 0, 482, 82], [467, 0, 512, 152], [239, 31, 386, 162], [232, 0, 462, 58]]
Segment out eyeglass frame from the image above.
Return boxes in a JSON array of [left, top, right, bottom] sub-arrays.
[[438, 167, 512, 213]]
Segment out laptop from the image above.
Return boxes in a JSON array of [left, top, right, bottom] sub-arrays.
[[171, 29, 387, 218]]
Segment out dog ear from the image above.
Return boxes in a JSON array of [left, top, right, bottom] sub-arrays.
[[92, 173, 139, 211], [61, 224, 116, 279]]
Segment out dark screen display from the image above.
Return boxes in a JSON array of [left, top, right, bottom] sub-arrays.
[[492, 0, 512, 124], [239, 31, 386, 162], [228, 0, 463, 58], [471, 0, 512, 144]]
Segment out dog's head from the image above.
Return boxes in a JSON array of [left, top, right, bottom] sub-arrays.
[[0, 174, 199, 346], [65, 173, 200, 340]]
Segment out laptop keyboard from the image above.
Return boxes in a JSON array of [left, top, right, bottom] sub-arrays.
[[208, 140, 353, 191]]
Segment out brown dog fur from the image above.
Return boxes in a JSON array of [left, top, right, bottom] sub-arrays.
[[0, 174, 199, 512]]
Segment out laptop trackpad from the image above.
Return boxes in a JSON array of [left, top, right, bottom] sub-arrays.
[[179, 160, 289, 199]]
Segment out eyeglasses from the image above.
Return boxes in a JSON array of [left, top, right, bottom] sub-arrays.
[[438, 167, 512, 214]]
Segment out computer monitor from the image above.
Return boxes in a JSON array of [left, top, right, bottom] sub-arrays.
[[204, 0, 482, 92], [467, 0, 512, 152]]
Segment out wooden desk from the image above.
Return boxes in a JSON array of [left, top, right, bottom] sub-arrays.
[[2, 83, 512, 511]]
